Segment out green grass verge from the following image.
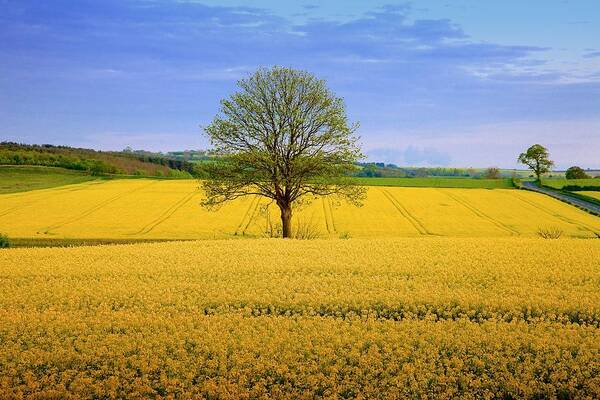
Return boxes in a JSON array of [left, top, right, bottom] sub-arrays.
[[350, 177, 514, 189], [556, 191, 600, 208], [580, 191, 600, 201], [0, 166, 98, 194], [541, 178, 600, 190], [7, 237, 193, 248], [0, 165, 193, 195]]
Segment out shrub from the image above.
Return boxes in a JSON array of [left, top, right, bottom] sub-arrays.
[[485, 167, 501, 179], [262, 221, 283, 238], [562, 185, 600, 192], [537, 226, 563, 239], [293, 218, 320, 240], [565, 166, 591, 180], [512, 177, 523, 189], [167, 169, 193, 179], [0, 233, 10, 248], [262, 215, 320, 239]]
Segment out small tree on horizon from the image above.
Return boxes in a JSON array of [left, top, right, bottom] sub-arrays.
[[201, 67, 366, 238], [485, 167, 501, 179], [565, 166, 590, 180], [517, 144, 554, 182]]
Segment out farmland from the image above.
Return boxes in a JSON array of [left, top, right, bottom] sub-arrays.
[[0, 166, 98, 194], [1, 238, 599, 398], [1, 179, 599, 241], [542, 178, 600, 189], [582, 191, 600, 200], [349, 176, 514, 188], [1, 178, 599, 399]]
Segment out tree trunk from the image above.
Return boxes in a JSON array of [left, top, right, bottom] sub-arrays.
[[279, 204, 293, 238]]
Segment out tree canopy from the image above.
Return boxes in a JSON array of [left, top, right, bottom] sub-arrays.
[[517, 144, 554, 181], [201, 67, 365, 238], [565, 166, 590, 180]]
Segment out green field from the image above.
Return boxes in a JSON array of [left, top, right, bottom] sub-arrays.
[[350, 177, 514, 188], [0, 166, 98, 194], [542, 178, 600, 190], [1, 167, 517, 196]]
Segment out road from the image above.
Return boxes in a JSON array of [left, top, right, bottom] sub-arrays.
[[522, 182, 600, 216]]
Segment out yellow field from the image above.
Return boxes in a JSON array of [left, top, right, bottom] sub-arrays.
[[581, 191, 600, 201], [0, 179, 598, 239], [1, 238, 599, 398]]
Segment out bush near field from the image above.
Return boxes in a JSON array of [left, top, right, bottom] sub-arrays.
[[0, 233, 9, 248]]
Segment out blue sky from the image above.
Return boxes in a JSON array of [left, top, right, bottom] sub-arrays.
[[1, 0, 599, 168]]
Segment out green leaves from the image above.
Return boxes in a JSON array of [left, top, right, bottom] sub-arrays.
[[202, 66, 366, 219], [518, 144, 554, 180]]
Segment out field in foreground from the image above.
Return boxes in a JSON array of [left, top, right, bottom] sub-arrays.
[[1, 238, 599, 398], [1, 179, 598, 240]]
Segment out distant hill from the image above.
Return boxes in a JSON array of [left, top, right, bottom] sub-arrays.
[[0, 142, 197, 177]]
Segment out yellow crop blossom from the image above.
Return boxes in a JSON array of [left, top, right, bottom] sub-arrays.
[[1, 238, 599, 398], [0, 179, 598, 239]]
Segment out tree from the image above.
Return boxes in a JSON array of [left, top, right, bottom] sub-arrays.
[[565, 166, 590, 180], [485, 167, 500, 179], [517, 144, 554, 182], [0, 232, 9, 248], [201, 67, 366, 238]]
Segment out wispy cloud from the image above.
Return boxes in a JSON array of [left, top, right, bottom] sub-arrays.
[[1, 0, 599, 167], [366, 146, 451, 167], [583, 51, 600, 58]]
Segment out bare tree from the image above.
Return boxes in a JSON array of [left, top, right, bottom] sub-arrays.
[[201, 67, 366, 238]]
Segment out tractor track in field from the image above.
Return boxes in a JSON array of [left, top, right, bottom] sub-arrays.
[[439, 189, 520, 236], [322, 198, 337, 234], [42, 181, 158, 235], [328, 198, 338, 233], [234, 196, 261, 236], [0, 180, 108, 218], [380, 189, 431, 235], [510, 191, 599, 234], [133, 188, 199, 236], [241, 196, 262, 235]]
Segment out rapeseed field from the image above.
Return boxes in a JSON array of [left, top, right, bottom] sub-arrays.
[[581, 191, 600, 201], [1, 238, 599, 398], [0, 179, 598, 239]]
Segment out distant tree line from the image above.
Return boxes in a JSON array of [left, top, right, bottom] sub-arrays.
[[122, 148, 197, 174], [0, 143, 120, 175], [354, 163, 506, 179], [0, 142, 194, 177]]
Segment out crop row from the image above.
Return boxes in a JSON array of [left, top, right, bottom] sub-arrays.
[[1, 237, 599, 398], [2, 238, 599, 325], [1, 314, 599, 399]]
